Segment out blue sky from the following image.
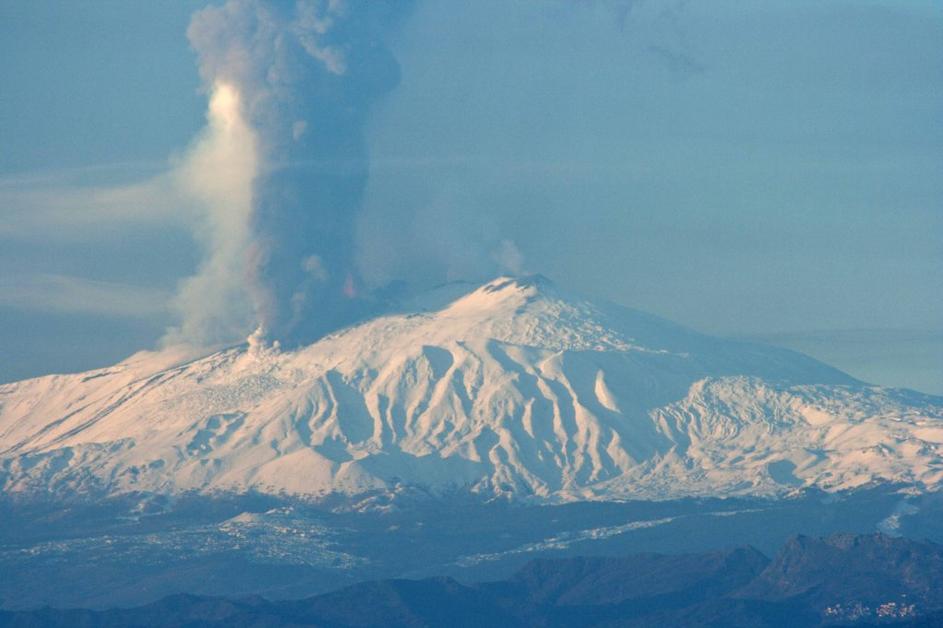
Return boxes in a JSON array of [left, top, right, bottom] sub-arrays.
[[1, 0, 940, 393]]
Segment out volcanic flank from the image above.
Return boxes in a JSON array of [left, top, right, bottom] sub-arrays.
[[1, 276, 941, 502]]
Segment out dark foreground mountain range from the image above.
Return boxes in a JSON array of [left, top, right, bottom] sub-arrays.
[[2, 533, 941, 628]]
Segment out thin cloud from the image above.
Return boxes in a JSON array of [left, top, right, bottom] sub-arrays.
[[0, 160, 166, 188], [0, 173, 194, 241], [0, 273, 172, 319]]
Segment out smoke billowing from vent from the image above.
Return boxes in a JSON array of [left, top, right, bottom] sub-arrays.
[[167, 0, 412, 348], [164, 81, 259, 346]]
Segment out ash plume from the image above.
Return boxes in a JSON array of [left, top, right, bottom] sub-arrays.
[[167, 0, 412, 348]]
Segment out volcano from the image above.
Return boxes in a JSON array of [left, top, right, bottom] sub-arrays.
[[2, 276, 941, 502]]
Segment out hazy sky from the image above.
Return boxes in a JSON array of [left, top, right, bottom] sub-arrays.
[[1, 0, 940, 393]]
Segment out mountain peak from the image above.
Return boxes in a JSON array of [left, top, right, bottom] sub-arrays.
[[479, 273, 556, 294], [403, 274, 561, 315]]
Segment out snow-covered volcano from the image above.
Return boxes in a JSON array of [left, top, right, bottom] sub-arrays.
[[2, 276, 941, 502]]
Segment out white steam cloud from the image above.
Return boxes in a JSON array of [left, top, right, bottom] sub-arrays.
[[163, 82, 260, 346]]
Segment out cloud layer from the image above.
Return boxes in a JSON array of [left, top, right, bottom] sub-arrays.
[[0, 273, 171, 319]]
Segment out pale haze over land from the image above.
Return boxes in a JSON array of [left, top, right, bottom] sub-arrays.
[[0, 0, 940, 394]]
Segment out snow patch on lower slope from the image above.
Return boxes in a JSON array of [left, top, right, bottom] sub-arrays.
[[452, 506, 771, 567], [1, 277, 941, 502], [453, 516, 680, 566]]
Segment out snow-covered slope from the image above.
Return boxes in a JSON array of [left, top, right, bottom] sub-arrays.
[[1, 276, 941, 502]]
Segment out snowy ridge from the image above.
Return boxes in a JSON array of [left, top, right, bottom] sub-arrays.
[[1, 276, 941, 502]]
